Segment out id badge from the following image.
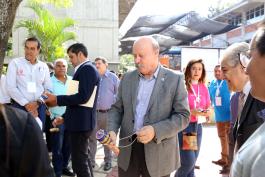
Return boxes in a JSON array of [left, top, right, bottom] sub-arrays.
[[215, 97, 222, 106], [27, 82, 37, 93]]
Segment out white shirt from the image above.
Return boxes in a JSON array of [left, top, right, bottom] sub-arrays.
[[0, 75, 11, 103], [6, 57, 52, 106], [74, 59, 89, 73], [242, 81, 251, 105]]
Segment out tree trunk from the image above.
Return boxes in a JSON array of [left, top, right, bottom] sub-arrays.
[[0, 0, 22, 76]]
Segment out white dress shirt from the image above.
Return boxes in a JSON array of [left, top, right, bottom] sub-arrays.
[[0, 75, 11, 104], [6, 57, 52, 106], [242, 81, 251, 105], [74, 59, 89, 73]]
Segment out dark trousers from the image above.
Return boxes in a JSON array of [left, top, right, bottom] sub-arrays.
[[70, 131, 94, 177], [51, 124, 71, 177], [175, 123, 203, 177], [11, 101, 46, 129], [118, 138, 170, 177]]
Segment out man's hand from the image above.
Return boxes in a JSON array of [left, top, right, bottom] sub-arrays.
[[25, 101, 39, 117], [45, 92, 57, 107], [106, 131, 120, 156], [52, 116, 64, 127], [108, 131, 117, 146], [136, 125, 155, 144], [25, 101, 39, 112]]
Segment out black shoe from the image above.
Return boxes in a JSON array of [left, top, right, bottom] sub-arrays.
[[103, 162, 112, 171], [62, 168, 75, 176]]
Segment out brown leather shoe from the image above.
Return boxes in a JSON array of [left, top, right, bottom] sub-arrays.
[[195, 165, 200, 169], [212, 159, 227, 166], [219, 165, 230, 174]]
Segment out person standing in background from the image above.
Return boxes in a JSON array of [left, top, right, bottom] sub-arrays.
[[0, 74, 11, 104], [231, 23, 265, 177], [6, 37, 52, 127], [221, 42, 265, 154], [175, 59, 211, 177], [88, 57, 119, 171], [45, 43, 100, 177], [49, 59, 74, 177], [208, 65, 231, 174]]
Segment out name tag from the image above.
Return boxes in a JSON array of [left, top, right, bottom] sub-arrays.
[[215, 97, 222, 106], [27, 82, 37, 93]]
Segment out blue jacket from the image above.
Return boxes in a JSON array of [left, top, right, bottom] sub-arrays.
[[57, 61, 100, 132]]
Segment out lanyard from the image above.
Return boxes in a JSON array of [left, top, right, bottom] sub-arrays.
[[191, 84, 200, 107], [215, 80, 223, 96]]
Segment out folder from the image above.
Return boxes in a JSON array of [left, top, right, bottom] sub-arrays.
[[66, 80, 97, 108]]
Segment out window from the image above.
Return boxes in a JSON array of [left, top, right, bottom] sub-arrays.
[[228, 15, 242, 26], [246, 4, 265, 20]]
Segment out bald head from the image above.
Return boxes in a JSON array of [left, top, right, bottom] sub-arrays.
[[133, 36, 160, 52], [132, 36, 160, 78]]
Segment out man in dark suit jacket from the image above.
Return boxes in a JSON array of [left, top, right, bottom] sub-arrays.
[[230, 23, 265, 177], [233, 94, 265, 150], [45, 43, 100, 177], [221, 42, 265, 174]]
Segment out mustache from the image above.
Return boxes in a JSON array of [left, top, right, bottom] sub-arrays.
[[135, 64, 144, 68]]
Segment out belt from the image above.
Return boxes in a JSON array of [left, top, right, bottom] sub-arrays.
[[96, 109, 110, 113]]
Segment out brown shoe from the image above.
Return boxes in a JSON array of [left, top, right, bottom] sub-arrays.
[[212, 159, 227, 166], [219, 165, 230, 174], [195, 165, 200, 169]]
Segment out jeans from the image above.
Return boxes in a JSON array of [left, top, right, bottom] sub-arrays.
[[51, 124, 71, 177], [175, 123, 202, 177]]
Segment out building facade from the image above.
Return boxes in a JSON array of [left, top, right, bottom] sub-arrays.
[[8, 0, 119, 70], [193, 0, 265, 48]]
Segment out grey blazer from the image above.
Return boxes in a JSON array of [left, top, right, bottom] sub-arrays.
[[108, 66, 190, 177]]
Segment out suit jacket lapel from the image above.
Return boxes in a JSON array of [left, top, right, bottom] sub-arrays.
[[146, 66, 165, 113]]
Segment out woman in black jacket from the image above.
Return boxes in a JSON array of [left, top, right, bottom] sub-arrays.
[[0, 104, 54, 177]]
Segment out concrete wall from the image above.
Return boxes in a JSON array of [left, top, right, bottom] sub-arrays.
[[11, 0, 119, 70]]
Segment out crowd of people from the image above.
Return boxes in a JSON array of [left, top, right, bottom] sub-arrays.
[[1, 21, 265, 177]]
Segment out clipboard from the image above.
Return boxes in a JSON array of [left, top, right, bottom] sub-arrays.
[[66, 80, 97, 108]]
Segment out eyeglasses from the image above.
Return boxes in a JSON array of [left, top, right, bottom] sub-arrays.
[[237, 53, 250, 68], [237, 48, 255, 68]]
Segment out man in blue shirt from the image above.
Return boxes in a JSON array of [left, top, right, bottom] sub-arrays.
[[89, 57, 119, 171], [209, 65, 231, 171], [49, 58, 74, 177]]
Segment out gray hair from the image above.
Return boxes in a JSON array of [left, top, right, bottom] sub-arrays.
[[54, 58, 68, 69], [221, 42, 250, 67]]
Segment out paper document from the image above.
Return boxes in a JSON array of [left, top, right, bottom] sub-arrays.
[[66, 80, 97, 108]]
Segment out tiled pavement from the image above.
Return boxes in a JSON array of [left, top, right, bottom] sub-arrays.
[[64, 124, 229, 177]]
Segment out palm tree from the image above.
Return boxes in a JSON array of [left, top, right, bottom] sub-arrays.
[[16, 1, 76, 62]]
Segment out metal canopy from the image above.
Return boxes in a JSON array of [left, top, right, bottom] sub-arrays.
[[120, 11, 237, 54]]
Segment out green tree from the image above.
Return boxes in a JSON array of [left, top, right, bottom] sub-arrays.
[[208, 0, 240, 18], [16, 1, 76, 62], [31, 0, 73, 8], [119, 54, 135, 73], [0, 0, 22, 77]]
